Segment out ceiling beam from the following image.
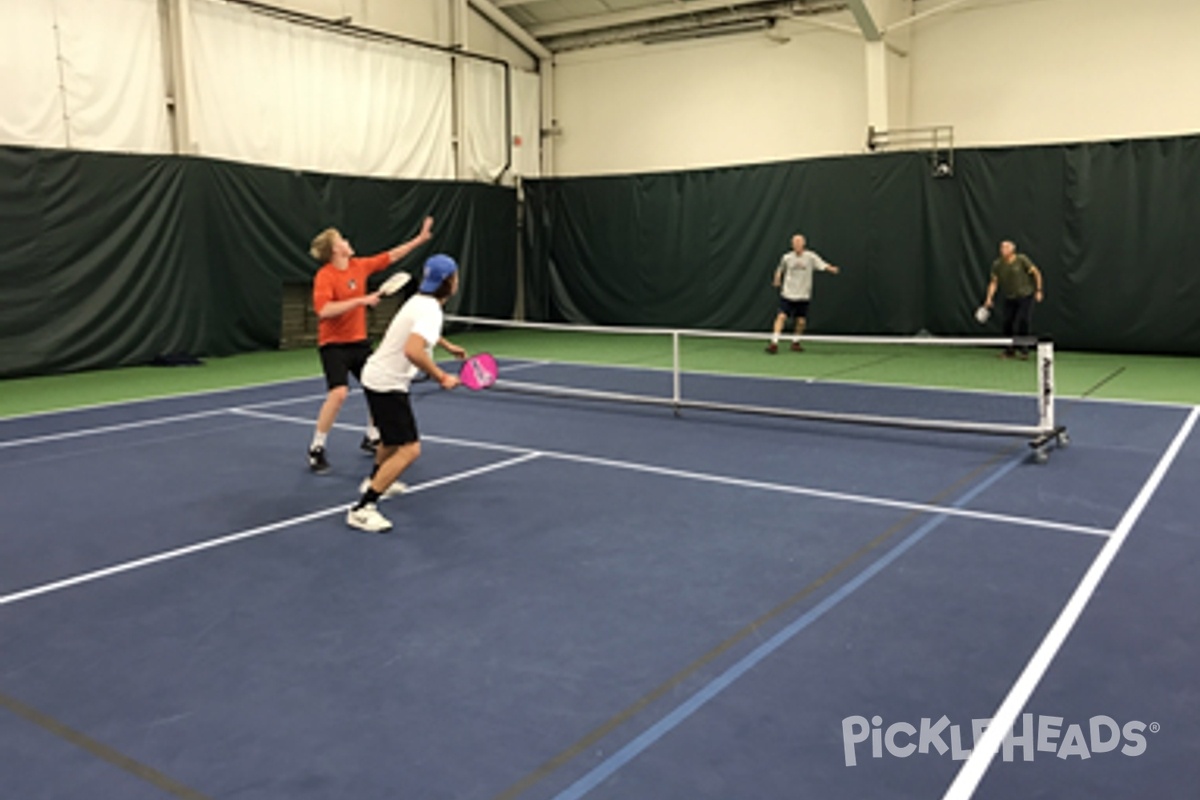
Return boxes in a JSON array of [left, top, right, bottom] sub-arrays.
[[528, 0, 809, 40], [845, 0, 882, 40], [884, 0, 978, 32], [467, 0, 552, 58]]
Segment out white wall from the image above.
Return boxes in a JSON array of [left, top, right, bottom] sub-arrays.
[[876, 0, 914, 132], [547, 0, 1200, 176], [909, 0, 1200, 146], [551, 21, 867, 176]]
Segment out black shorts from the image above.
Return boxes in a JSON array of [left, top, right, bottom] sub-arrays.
[[363, 388, 419, 446], [779, 298, 811, 319], [319, 341, 371, 390]]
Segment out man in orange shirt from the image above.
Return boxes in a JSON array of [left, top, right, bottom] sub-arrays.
[[307, 217, 434, 473]]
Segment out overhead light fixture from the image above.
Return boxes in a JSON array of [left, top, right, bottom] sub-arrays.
[[642, 18, 775, 46]]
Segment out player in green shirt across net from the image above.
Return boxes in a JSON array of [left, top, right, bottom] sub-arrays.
[[982, 240, 1044, 359]]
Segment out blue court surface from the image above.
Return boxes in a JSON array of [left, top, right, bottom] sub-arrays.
[[1, 361, 1198, 800]]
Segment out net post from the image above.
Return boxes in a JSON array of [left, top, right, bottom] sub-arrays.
[[1037, 338, 1055, 432], [672, 330, 681, 416]]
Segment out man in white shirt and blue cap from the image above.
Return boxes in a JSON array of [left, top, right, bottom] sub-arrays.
[[347, 254, 466, 533]]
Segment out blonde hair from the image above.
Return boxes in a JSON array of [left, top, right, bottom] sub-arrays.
[[309, 227, 341, 262]]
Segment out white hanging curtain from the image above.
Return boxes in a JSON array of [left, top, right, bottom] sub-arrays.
[[463, 59, 509, 182], [0, 0, 63, 146], [0, 0, 171, 152], [185, 0, 454, 180], [511, 69, 541, 178]]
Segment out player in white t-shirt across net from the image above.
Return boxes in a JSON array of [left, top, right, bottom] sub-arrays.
[[347, 254, 467, 533], [766, 234, 840, 354]]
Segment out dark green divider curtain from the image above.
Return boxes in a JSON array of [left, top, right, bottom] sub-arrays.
[[524, 134, 1200, 354], [921, 147, 1068, 337], [0, 147, 516, 378], [0, 148, 198, 378], [524, 152, 926, 335]]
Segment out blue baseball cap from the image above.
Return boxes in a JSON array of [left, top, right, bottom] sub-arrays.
[[419, 254, 458, 293]]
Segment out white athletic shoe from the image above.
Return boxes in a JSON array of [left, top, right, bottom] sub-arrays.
[[358, 478, 409, 499], [346, 503, 392, 533]]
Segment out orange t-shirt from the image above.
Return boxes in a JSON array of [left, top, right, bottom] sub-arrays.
[[312, 254, 391, 346]]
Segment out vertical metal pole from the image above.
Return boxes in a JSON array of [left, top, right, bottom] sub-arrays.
[[672, 330, 682, 415], [864, 40, 889, 137], [539, 56, 554, 176], [502, 62, 512, 181], [50, 1, 71, 148], [451, 0, 469, 180], [513, 176, 525, 320], [161, 0, 194, 155]]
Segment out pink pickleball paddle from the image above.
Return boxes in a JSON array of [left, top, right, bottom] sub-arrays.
[[458, 353, 498, 391]]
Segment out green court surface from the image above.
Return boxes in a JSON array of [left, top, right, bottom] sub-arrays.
[[0, 350, 320, 418], [1, 333, 1197, 419]]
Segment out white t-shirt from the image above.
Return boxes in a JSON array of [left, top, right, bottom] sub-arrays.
[[777, 250, 830, 301], [361, 295, 444, 393]]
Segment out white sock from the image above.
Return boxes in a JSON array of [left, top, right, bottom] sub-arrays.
[[366, 425, 380, 441], [771, 333, 780, 345], [311, 431, 328, 450], [792, 336, 801, 344]]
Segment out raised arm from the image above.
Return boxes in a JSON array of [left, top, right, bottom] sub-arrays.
[[387, 216, 435, 265]]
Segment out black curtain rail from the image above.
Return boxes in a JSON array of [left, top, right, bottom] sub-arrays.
[[224, 0, 508, 67], [221, 0, 515, 182]]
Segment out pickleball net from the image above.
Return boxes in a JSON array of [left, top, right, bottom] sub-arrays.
[[443, 316, 1066, 454]]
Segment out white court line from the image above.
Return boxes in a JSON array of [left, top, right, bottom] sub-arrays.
[[0, 391, 332, 451], [231, 408, 529, 456], [0, 408, 231, 450], [941, 405, 1199, 800], [493, 359, 551, 374], [0, 360, 550, 450], [512, 448, 1109, 538], [0, 452, 541, 608], [0, 374, 323, 423], [233, 408, 1112, 538]]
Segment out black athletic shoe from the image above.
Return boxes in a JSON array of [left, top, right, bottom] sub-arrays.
[[308, 446, 331, 473], [360, 435, 380, 455]]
